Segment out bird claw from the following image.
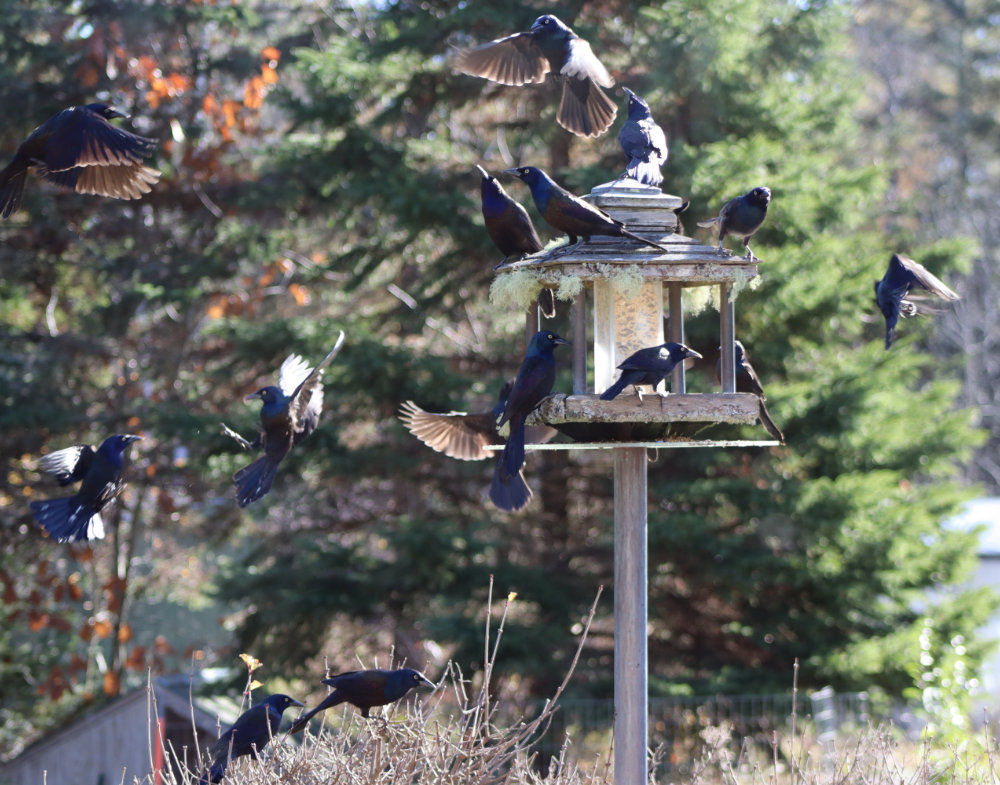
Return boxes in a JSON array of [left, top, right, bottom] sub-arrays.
[[220, 423, 253, 450]]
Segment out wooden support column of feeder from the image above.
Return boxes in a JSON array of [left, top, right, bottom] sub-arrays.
[[492, 177, 772, 785]]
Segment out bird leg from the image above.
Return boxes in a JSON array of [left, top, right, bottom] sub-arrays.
[[220, 422, 254, 450], [633, 386, 644, 406], [656, 390, 670, 409], [716, 241, 733, 257], [743, 239, 760, 262], [546, 238, 583, 260]]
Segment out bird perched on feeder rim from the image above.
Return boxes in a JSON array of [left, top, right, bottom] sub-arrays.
[[29, 434, 143, 542], [618, 87, 667, 188], [399, 381, 556, 461], [476, 165, 555, 317], [287, 668, 435, 734], [490, 330, 568, 512], [874, 253, 959, 350], [0, 103, 160, 218], [718, 340, 785, 444], [200, 693, 302, 783], [504, 165, 670, 254], [697, 186, 771, 261], [599, 342, 702, 406], [222, 331, 345, 507], [455, 14, 617, 138]]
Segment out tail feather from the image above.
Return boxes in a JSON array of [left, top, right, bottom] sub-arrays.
[[489, 458, 533, 512], [599, 377, 630, 401], [500, 422, 526, 479], [626, 160, 663, 188], [288, 693, 347, 735], [0, 166, 28, 219], [621, 226, 669, 253], [696, 216, 721, 228], [233, 455, 281, 508], [757, 399, 785, 444], [29, 497, 104, 542]]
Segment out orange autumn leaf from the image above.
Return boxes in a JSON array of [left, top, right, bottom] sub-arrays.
[[118, 623, 133, 643], [223, 99, 240, 127], [261, 46, 280, 61], [103, 670, 121, 696], [28, 611, 47, 631], [239, 652, 262, 671], [145, 91, 162, 110], [288, 283, 309, 306], [93, 618, 113, 639], [261, 65, 278, 85]]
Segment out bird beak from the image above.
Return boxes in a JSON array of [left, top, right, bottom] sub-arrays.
[[503, 168, 524, 179], [244, 390, 264, 402], [554, 337, 570, 346], [123, 434, 143, 443], [622, 86, 635, 99], [419, 674, 436, 689], [476, 164, 489, 178], [686, 349, 703, 360], [107, 108, 130, 120], [290, 698, 304, 707]]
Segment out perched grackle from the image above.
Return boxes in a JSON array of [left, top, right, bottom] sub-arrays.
[[697, 186, 771, 261], [489, 331, 568, 512], [0, 103, 160, 218], [721, 340, 785, 443], [223, 331, 345, 507], [599, 342, 701, 406], [288, 668, 435, 734], [618, 88, 667, 188], [201, 694, 302, 783], [505, 166, 670, 253], [477, 165, 555, 316], [29, 434, 142, 542], [456, 15, 616, 138], [875, 253, 959, 350], [399, 381, 556, 461]]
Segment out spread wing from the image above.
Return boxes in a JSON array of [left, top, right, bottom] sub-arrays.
[[894, 254, 959, 301], [399, 401, 500, 461], [455, 32, 550, 86], [37, 444, 96, 486], [43, 108, 158, 172], [287, 331, 346, 432]]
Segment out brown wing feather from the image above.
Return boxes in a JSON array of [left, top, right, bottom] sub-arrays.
[[455, 33, 550, 86]]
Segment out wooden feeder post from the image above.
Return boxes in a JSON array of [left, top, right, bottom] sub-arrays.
[[493, 178, 772, 785]]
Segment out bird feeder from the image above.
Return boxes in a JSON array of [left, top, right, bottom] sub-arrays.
[[492, 177, 774, 785]]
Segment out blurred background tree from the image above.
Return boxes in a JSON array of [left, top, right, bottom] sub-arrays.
[[1, 0, 994, 761]]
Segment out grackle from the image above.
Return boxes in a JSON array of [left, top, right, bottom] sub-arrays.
[[875, 253, 959, 350], [477, 165, 555, 316], [697, 186, 771, 261], [618, 87, 667, 187], [29, 434, 142, 542], [505, 166, 670, 253], [489, 331, 568, 511], [599, 342, 701, 406], [0, 103, 160, 218], [721, 340, 785, 443], [399, 381, 556, 461], [201, 694, 302, 783], [223, 331, 345, 507], [288, 668, 435, 734], [455, 14, 616, 138]]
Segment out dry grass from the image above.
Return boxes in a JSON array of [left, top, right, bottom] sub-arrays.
[[141, 588, 1000, 785]]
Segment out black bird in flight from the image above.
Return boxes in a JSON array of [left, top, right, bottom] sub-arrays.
[[723, 340, 785, 443], [399, 381, 556, 461], [618, 87, 667, 187], [201, 693, 302, 783], [476, 165, 555, 316], [875, 253, 959, 350], [288, 668, 435, 734], [505, 166, 670, 253], [223, 331, 345, 507], [490, 330, 568, 512], [0, 103, 160, 218], [455, 14, 617, 137], [29, 434, 142, 542], [697, 186, 771, 261], [599, 342, 701, 405]]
